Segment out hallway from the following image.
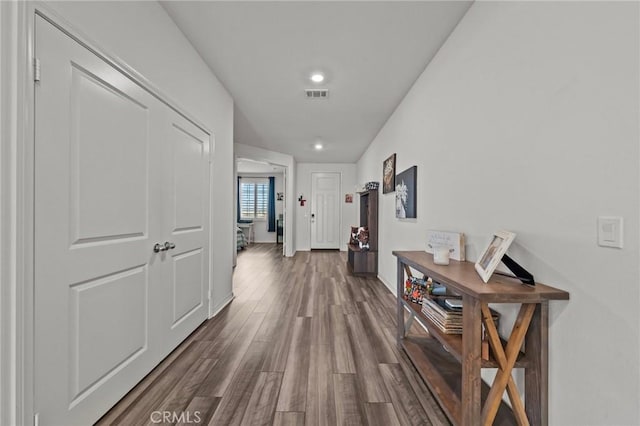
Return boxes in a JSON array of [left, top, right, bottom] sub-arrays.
[[97, 244, 449, 425]]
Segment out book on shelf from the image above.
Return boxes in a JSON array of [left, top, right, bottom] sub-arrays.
[[421, 297, 500, 335], [444, 298, 462, 309]]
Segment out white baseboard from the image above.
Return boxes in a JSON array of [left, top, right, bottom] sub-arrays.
[[209, 292, 234, 319], [377, 274, 395, 295]]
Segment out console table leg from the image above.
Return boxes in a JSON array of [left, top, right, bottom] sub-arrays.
[[462, 295, 482, 425], [396, 258, 405, 345], [525, 302, 549, 426]]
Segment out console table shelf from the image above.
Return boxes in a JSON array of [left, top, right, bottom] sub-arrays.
[[393, 251, 569, 426], [402, 299, 528, 369]]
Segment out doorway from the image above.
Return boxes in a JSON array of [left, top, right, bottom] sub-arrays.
[[235, 159, 287, 261]]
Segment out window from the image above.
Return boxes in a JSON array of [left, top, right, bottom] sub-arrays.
[[240, 179, 269, 220]]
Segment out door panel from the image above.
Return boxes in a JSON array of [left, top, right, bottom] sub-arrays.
[[172, 124, 204, 232], [34, 16, 210, 425], [69, 266, 148, 404], [172, 249, 204, 326], [310, 172, 341, 249], [69, 64, 149, 243]]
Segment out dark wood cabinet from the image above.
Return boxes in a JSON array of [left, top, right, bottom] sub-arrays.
[[347, 189, 378, 275]]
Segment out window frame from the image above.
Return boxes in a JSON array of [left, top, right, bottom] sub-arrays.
[[239, 178, 269, 221]]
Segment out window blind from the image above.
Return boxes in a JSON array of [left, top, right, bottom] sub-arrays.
[[240, 179, 269, 220]]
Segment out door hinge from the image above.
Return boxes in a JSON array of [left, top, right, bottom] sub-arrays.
[[34, 58, 41, 82]]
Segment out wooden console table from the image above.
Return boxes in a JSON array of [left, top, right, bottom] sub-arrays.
[[393, 251, 569, 426]]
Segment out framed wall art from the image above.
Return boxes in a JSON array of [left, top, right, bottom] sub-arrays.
[[382, 153, 396, 194], [395, 166, 417, 218]]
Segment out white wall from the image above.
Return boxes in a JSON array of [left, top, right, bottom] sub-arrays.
[[357, 2, 639, 424], [238, 173, 283, 243], [295, 163, 357, 251], [235, 143, 296, 256], [44, 1, 236, 316]]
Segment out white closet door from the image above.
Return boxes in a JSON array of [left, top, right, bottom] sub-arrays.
[[34, 16, 210, 425]]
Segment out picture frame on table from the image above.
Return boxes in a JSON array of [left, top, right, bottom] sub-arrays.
[[474, 230, 516, 283]]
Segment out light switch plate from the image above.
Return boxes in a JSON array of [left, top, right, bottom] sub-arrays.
[[598, 216, 623, 248]]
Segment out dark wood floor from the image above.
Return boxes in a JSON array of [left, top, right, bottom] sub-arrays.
[[97, 244, 450, 426]]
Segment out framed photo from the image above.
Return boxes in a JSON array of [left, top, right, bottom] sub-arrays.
[[474, 231, 516, 283], [277, 192, 284, 201], [382, 153, 396, 194], [345, 193, 353, 203], [395, 166, 417, 218]]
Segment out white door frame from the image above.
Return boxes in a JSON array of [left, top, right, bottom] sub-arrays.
[[1, 2, 34, 424], [233, 145, 296, 257], [0, 4, 216, 424], [235, 159, 288, 255]]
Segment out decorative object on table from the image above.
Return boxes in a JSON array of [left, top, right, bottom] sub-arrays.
[[382, 153, 396, 194], [364, 181, 379, 191], [433, 247, 450, 265], [431, 282, 447, 296], [277, 192, 284, 201], [355, 226, 370, 250], [426, 230, 466, 261], [298, 194, 306, 206], [349, 226, 359, 246], [474, 230, 516, 283], [345, 193, 353, 203], [404, 276, 430, 304], [395, 166, 417, 218]]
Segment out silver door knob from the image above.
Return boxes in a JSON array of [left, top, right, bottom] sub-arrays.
[[153, 243, 168, 253], [164, 241, 176, 250]]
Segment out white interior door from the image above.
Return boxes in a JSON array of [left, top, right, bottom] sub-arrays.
[[310, 172, 341, 249], [157, 110, 210, 349], [34, 16, 209, 425]]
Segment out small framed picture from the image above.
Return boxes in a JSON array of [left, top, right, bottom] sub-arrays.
[[345, 193, 353, 203], [382, 153, 396, 194], [474, 231, 516, 283], [277, 192, 284, 201]]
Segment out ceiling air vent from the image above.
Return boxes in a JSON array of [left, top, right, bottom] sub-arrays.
[[305, 89, 329, 99]]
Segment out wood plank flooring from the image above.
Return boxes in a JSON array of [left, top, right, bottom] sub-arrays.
[[96, 244, 450, 426]]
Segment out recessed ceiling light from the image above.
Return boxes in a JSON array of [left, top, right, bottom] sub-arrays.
[[314, 143, 323, 150], [310, 72, 324, 83]]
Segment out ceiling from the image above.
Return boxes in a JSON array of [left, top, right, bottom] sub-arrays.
[[162, 1, 472, 163]]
